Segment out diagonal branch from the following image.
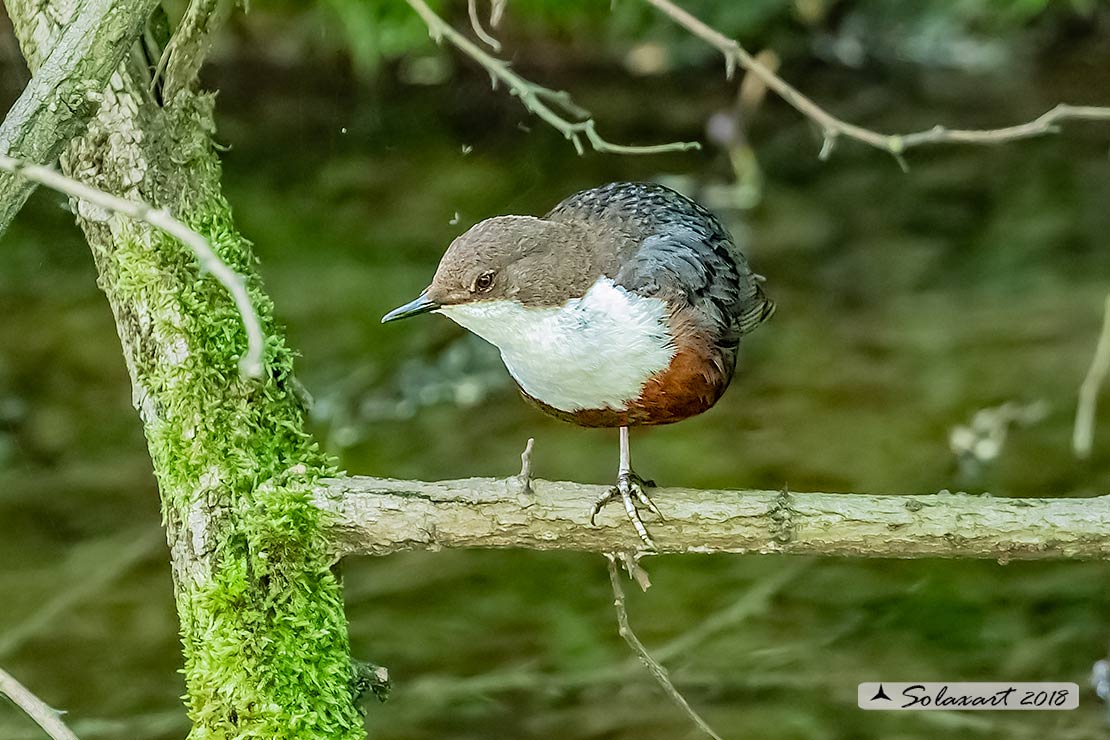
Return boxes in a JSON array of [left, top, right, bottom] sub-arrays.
[[406, 559, 811, 701], [404, 0, 698, 155], [606, 555, 724, 740], [644, 0, 1110, 164], [0, 153, 265, 377], [0, 0, 160, 237], [0, 666, 81, 740], [315, 477, 1110, 559]]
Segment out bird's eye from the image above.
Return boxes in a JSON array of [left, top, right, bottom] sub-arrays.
[[473, 271, 495, 293]]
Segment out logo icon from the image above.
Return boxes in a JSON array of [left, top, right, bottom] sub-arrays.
[[870, 684, 892, 701]]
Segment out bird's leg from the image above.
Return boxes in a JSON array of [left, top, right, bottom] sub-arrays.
[[588, 426, 664, 548]]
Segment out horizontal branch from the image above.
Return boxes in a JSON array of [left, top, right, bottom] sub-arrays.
[[314, 476, 1110, 559]]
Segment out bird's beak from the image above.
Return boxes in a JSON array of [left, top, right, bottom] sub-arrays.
[[381, 291, 440, 323]]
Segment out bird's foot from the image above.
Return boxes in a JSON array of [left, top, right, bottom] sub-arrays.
[[589, 470, 665, 549]]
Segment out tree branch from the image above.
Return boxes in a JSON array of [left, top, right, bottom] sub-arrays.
[[1074, 294, 1110, 459], [406, 558, 811, 702], [152, 0, 232, 102], [0, 666, 81, 740], [644, 0, 1110, 163], [404, 0, 698, 155], [0, 0, 159, 236], [606, 555, 724, 740], [0, 152, 265, 377], [315, 476, 1110, 559], [467, 0, 501, 52], [6, 0, 365, 730]]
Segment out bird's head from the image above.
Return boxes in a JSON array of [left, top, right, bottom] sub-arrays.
[[382, 215, 598, 324]]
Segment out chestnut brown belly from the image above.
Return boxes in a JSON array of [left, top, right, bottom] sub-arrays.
[[517, 346, 735, 428]]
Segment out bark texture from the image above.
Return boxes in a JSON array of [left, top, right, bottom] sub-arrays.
[[5, 2, 365, 738], [0, 0, 159, 235], [317, 477, 1110, 560]]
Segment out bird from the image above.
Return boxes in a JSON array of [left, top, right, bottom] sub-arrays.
[[382, 182, 774, 547]]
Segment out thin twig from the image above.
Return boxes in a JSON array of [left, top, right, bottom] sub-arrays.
[[489, 0, 507, 28], [617, 550, 653, 591], [0, 667, 81, 740], [0, 153, 265, 378], [518, 437, 534, 479], [467, 0, 501, 51], [516, 437, 535, 495], [1074, 294, 1110, 458], [404, 0, 698, 155], [606, 554, 725, 740], [644, 0, 1110, 163], [408, 557, 810, 703]]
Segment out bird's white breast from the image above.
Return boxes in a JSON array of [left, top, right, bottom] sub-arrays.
[[437, 277, 676, 412]]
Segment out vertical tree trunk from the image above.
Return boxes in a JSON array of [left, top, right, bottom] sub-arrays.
[[4, 2, 366, 737]]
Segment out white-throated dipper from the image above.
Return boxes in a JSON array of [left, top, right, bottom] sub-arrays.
[[383, 182, 774, 547]]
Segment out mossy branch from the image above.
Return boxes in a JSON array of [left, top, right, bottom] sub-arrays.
[[315, 476, 1110, 559], [0, 0, 160, 237], [6, 1, 366, 736]]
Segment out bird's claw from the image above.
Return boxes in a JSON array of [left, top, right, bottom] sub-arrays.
[[588, 470, 663, 549]]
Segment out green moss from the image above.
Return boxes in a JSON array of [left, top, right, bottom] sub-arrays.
[[94, 93, 365, 739]]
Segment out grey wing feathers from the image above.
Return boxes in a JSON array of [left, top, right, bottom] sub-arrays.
[[549, 182, 773, 347]]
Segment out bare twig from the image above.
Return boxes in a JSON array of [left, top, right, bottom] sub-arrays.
[[516, 437, 535, 495], [0, 153, 265, 378], [644, 0, 1110, 162], [316, 476, 1110, 559], [606, 555, 724, 740], [518, 437, 534, 480], [618, 551, 652, 592], [404, 0, 698, 155], [489, 0, 507, 28], [5, 710, 187, 740], [467, 0, 501, 51], [0, 667, 81, 740], [1074, 294, 1110, 458], [407, 557, 808, 703]]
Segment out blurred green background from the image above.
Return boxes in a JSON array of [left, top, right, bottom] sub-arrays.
[[3, 1, 1110, 738]]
